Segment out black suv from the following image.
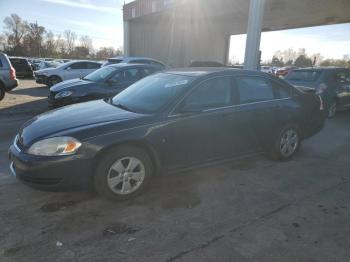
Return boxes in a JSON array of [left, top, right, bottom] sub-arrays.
[[9, 57, 33, 78]]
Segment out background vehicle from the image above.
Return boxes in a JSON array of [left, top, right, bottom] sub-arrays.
[[284, 67, 350, 117], [260, 66, 273, 74], [0, 52, 18, 100], [9, 68, 324, 200], [48, 64, 162, 107], [37, 61, 61, 70], [103, 56, 166, 68], [275, 66, 297, 78], [34, 60, 102, 86], [9, 57, 33, 78]]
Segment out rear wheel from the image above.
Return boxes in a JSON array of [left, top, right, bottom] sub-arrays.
[[327, 101, 337, 118], [94, 146, 154, 201], [48, 76, 62, 87], [269, 124, 301, 161]]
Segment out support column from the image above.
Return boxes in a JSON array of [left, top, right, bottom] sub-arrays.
[[224, 35, 231, 65], [244, 0, 266, 70], [123, 20, 130, 56]]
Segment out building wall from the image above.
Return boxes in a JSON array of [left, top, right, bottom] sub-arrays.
[[125, 0, 350, 67]]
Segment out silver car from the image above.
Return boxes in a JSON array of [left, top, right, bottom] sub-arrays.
[[0, 52, 18, 101]]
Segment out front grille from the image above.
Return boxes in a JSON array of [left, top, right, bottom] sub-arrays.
[[20, 175, 63, 185], [15, 135, 25, 151]]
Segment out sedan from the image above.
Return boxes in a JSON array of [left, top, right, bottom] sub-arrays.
[[9, 68, 325, 200], [48, 64, 163, 107]]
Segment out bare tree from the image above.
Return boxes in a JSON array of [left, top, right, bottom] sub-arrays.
[[80, 35, 93, 50], [63, 30, 76, 56], [23, 22, 46, 57], [3, 14, 28, 55]]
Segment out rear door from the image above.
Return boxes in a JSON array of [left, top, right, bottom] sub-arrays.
[[233, 75, 282, 150], [63, 62, 87, 80]]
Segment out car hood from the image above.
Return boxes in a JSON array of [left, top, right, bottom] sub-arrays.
[[50, 78, 93, 92], [35, 68, 56, 74], [19, 100, 145, 147]]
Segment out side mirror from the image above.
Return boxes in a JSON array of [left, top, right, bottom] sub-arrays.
[[66, 67, 71, 71]]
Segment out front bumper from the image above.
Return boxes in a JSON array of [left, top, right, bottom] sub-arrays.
[[8, 143, 94, 191], [35, 74, 48, 85]]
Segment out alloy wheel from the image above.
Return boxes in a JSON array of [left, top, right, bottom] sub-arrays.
[[280, 129, 299, 157], [107, 156, 146, 195]]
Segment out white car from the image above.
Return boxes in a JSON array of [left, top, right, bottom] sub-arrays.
[[34, 60, 102, 86]]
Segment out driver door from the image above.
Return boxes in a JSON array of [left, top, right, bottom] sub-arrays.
[[103, 68, 144, 97], [160, 76, 245, 170]]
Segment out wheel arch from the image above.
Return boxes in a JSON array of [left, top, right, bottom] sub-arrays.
[[92, 140, 162, 176]]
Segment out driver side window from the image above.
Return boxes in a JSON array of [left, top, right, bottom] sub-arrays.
[[181, 76, 233, 111]]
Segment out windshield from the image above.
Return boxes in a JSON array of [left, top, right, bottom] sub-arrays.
[[112, 73, 193, 114], [83, 66, 116, 82], [286, 70, 321, 82]]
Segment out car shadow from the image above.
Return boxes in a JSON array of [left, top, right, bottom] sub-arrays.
[[0, 98, 49, 116], [9, 86, 48, 98]]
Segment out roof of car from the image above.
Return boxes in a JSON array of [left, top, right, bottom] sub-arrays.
[[164, 67, 262, 77], [108, 63, 161, 69], [108, 56, 165, 64], [292, 67, 348, 71]]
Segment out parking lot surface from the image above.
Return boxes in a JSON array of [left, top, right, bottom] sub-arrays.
[[1, 80, 350, 262]]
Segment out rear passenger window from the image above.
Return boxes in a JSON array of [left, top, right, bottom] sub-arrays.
[[70, 62, 87, 69], [87, 62, 101, 69], [236, 77, 275, 104]]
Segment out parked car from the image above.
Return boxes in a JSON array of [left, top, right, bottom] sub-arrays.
[[103, 56, 166, 68], [34, 60, 102, 86], [0, 52, 18, 100], [9, 57, 33, 78], [275, 66, 297, 78], [285, 67, 350, 117], [260, 66, 273, 74], [48, 64, 163, 107], [9, 68, 324, 200], [189, 60, 225, 67]]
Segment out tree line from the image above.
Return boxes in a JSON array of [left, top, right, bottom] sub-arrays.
[[0, 14, 123, 60], [270, 48, 350, 68]]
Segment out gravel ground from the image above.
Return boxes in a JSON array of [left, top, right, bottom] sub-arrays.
[[0, 80, 350, 262]]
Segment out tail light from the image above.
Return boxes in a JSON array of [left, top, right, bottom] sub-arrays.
[[10, 66, 16, 80], [318, 95, 324, 111]]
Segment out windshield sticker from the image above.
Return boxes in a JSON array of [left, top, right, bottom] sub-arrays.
[[165, 80, 189, 88]]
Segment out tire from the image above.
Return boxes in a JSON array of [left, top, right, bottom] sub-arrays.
[[0, 86, 4, 101], [327, 101, 337, 118], [269, 124, 301, 161], [48, 76, 62, 87], [94, 145, 154, 201]]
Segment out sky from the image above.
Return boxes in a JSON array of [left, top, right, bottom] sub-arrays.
[[0, 0, 349, 59]]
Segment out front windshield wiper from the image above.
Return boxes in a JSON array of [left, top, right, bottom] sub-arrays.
[[110, 100, 135, 112]]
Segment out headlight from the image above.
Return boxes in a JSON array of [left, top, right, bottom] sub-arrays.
[[55, 91, 73, 99], [28, 137, 82, 156]]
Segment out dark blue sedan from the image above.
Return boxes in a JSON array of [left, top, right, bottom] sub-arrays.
[[48, 63, 163, 107], [9, 68, 324, 200]]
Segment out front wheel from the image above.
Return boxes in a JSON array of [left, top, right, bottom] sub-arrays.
[[269, 124, 301, 161], [48, 76, 62, 87], [94, 146, 154, 201]]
